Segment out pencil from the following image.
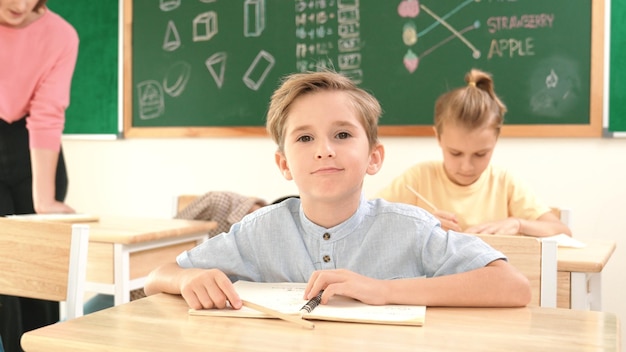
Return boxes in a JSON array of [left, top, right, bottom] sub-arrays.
[[405, 185, 438, 211], [241, 300, 315, 329]]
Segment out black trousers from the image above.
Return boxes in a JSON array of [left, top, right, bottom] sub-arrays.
[[0, 117, 68, 352]]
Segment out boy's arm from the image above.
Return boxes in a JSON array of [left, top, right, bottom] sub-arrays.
[[306, 260, 531, 307], [387, 260, 531, 307], [144, 262, 241, 310]]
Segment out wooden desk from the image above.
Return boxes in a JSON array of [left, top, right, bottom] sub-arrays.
[[22, 293, 620, 352], [556, 240, 616, 310], [84, 217, 216, 305]]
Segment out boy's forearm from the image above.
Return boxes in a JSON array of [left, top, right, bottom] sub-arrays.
[[385, 260, 531, 307], [144, 262, 184, 296]]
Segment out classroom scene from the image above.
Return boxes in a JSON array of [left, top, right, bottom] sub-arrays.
[[1, 0, 624, 351]]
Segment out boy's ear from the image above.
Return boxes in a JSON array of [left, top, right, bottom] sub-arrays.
[[366, 143, 385, 175], [433, 126, 440, 140], [275, 151, 293, 180]]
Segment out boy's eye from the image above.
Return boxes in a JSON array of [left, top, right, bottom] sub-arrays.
[[475, 153, 487, 158], [297, 135, 312, 142], [450, 152, 462, 157], [336, 132, 350, 139]]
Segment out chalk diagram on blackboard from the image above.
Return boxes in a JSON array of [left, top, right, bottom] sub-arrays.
[[160, 0, 180, 12], [137, 0, 273, 120], [137, 81, 164, 120], [398, 0, 480, 73], [529, 58, 581, 118], [163, 20, 180, 51]]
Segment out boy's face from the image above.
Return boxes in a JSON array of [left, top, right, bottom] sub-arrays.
[[276, 91, 383, 202], [437, 122, 497, 186]]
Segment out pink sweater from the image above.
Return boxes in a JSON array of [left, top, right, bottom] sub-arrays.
[[0, 9, 79, 151]]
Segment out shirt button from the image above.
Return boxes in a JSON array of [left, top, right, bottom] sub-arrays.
[[323, 255, 331, 263], [323, 232, 331, 240]]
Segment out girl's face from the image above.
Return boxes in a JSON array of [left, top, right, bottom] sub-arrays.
[[437, 122, 498, 186], [0, 0, 41, 28]]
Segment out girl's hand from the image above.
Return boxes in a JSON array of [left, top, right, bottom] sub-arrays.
[[432, 210, 462, 232], [304, 269, 388, 305], [465, 218, 521, 236]]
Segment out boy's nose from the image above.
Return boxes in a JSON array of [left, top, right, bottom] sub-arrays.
[[316, 141, 336, 159]]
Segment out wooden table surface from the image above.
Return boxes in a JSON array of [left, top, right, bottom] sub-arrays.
[[557, 240, 616, 272], [85, 216, 217, 244], [22, 293, 620, 352]]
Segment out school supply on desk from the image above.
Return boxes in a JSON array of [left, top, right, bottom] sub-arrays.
[[542, 234, 586, 248], [189, 281, 426, 326], [241, 299, 315, 329], [405, 185, 438, 211], [7, 213, 99, 223]]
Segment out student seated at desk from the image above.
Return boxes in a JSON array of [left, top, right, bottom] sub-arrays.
[[144, 70, 531, 309], [375, 69, 571, 238]]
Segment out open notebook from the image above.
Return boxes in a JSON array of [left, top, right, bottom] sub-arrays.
[[189, 280, 426, 326]]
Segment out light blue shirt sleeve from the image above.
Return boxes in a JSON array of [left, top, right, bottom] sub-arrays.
[[177, 197, 506, 282]]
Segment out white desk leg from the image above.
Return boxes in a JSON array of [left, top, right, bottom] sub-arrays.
[[540, 239, 557, 308], [588, 273, 602, 311], [114, 243, 131, 306], [570, 272, 602, 311]]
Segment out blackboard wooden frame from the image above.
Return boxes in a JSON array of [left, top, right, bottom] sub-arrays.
[[123, 0, 604, 138]]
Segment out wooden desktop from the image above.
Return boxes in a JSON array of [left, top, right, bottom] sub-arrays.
[[21, 293, 620, 352], [83, 216, 217, 305]]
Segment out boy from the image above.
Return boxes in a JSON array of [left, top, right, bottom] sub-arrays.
[[144, 71, 531, 309]]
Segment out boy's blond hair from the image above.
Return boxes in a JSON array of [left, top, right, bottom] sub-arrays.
[[266, 71, 381, 151], [434, 69, 507, 136]]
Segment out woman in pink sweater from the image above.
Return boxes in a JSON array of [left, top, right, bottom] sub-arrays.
[[0, 0, 78, 350]]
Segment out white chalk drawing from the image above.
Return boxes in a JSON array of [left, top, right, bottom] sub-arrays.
[[193, 12, 218, 42], [205, 52, 227, 88], [199, 0, 217, 2], [163, 21, 181, 52], [244, 0, 265, 37], [163, 61, 191, 97], [159, 0, 180, 12], [546, 69, 558, 88], [137, 81, 165, 120], [338, 53, 361, 70], [243, 50, 275, 91], [529, 61, 580, 118]]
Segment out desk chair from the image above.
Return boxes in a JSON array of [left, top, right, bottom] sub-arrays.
[[174, 194, 199, 214], [550, 207, 571, 227], [0, 218, 89, 320], [476, 234, 557, 308]]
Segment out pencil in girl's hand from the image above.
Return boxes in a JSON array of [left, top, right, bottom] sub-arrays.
[[405, 185, 438, 211]]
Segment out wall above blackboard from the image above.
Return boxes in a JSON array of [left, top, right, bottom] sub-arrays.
[[124, 0, 604, 137]]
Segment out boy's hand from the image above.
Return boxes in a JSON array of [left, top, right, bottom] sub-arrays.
[[179, 268, 241, 310], [432, 210, 462, 232], [304, 269, 387, 305]]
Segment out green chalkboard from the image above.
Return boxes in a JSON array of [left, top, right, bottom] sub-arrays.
[[48, 0, 118, 136], [128, 0, 602, 137], [609, 0, 626, 134]]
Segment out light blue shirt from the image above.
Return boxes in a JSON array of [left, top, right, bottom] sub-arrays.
[[177, 196, 505, 282]]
